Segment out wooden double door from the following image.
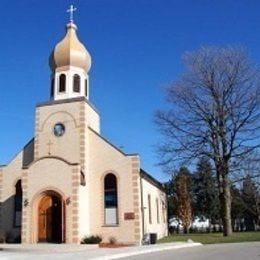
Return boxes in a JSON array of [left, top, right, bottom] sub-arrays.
[[38, 194, 63, 243]]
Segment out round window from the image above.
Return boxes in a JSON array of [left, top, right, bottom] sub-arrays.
[[53, 123, 65, 137]]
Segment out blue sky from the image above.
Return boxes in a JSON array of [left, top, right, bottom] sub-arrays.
[[1, 0, 260, 182]]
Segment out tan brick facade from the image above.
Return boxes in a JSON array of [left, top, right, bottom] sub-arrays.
[[131, 157, 142, 241], [0, 98, 167, 244]]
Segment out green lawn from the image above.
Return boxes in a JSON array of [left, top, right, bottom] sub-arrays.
[[159, 232, 260, 244]]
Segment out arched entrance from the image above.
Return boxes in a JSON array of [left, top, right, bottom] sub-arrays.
[[38, 192, 64, 243]]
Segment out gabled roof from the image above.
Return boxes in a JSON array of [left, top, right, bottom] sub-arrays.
[[88, 127, 138, 157], [89, 127, 164, 192], [140, 168, 165, 192]]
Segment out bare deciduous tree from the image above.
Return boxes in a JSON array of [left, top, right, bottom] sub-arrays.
[[155, 47, 260, 236], [232, 150, 260, 184]]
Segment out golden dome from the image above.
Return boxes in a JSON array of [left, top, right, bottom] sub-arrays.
[[50, 22, 91, 72]]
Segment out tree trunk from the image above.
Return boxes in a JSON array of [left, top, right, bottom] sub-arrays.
[[219, 174, 232, 236], [183, 225, 189, 234]]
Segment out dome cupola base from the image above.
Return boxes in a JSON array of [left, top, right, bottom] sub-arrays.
[[50, 66, 89, 101]]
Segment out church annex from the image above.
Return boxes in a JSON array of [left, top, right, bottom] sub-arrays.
[[0, 11, 168, 244]]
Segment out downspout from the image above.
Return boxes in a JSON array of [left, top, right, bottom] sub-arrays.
[[140, 172, 145, 241]]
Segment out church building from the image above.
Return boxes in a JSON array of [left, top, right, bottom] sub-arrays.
[[0, 10, 168, 244]]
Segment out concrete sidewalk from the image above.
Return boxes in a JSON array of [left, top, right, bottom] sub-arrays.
[[0, 241, 202, 259]]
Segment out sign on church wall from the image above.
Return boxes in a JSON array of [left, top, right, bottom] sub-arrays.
[[124, 212, 135, 220]]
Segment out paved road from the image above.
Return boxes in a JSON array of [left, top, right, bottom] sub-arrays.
[[122, 242, 260, 260]]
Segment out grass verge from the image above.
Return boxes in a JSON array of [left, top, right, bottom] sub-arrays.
[[159, 232, 260, 244]]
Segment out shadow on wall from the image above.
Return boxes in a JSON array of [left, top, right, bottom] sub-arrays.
[[22, 138, 34, 168], [0, 139, 34, 244], [0, 196, 21, 243]]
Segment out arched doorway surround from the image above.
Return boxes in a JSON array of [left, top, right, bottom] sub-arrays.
[[36, 190, 65, 243]]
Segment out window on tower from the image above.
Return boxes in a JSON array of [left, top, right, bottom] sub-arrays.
[[73, 74, 80, 93], [50, 78, 54, 98], [59, 74, 66, 92], [85, 79, 88, 97]]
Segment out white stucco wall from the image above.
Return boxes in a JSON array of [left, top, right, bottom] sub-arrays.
[[141, 177, 168, 240]]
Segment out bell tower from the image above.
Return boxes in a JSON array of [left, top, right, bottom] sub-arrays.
[[49, 6, 91, 101], [34, 6, 100, 163]]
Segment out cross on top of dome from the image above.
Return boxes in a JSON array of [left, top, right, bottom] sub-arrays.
[[67, 5, 77, 23]]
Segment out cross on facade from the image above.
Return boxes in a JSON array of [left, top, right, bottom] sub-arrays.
[[47, 140, 54, 155], [67, 4, 77, 22]]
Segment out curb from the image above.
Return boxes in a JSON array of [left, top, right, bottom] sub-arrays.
[[91, 242, 202, 260]]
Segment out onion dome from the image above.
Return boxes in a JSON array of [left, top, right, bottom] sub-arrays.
[[49, 22, 91, 73]]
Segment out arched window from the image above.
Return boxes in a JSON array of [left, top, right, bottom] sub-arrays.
[[148, 194, 152, 224], [59, 74, 66, 92], [73, 74, 80, 93], [162, 201, 166, 223], [14, 180, 22, 227], [104, 173, 118, 225], [156, 198, 160, 223], [50, 78, 54, 98]]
